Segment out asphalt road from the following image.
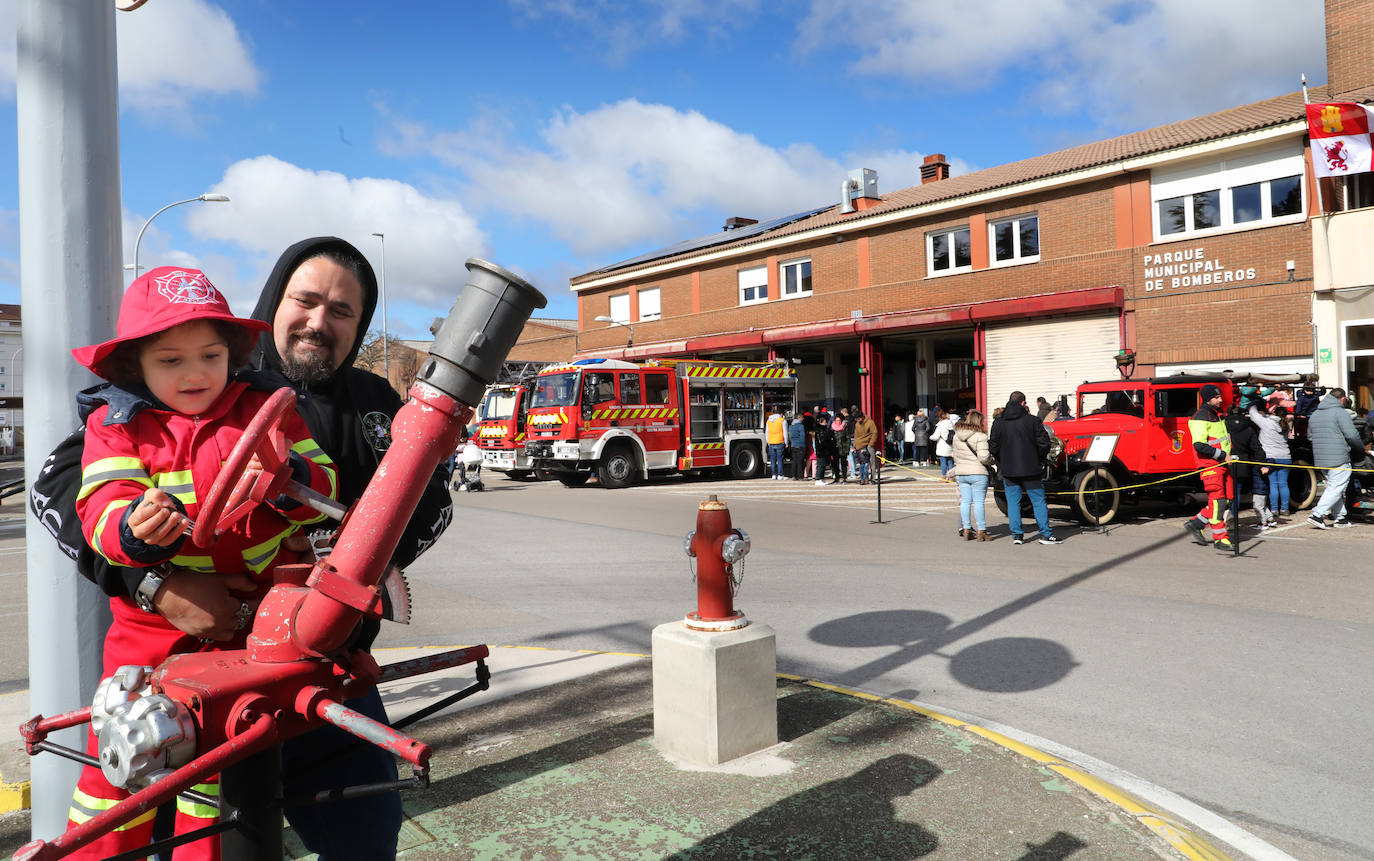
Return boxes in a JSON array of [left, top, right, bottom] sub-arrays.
[[387, 469, 1373, 861], [5, 467, 1371, 859]]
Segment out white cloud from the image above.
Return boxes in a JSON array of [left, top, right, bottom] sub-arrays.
[[0, 1, 258, 113], [384, 99, 952, 258], [796, 0, 1324, 128], [183, 156, 489, 314]]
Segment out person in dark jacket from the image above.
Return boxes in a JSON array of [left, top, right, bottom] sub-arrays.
[[1306, 387, 1364, 528], [987, 391, 1059, 545], [1225, 405, 1270, 531], [813, 408, 837, 484], [246, 237, 455, 859], [787, 412, 807, 480]]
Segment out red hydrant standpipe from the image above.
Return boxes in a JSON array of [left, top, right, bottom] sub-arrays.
[[684, 495, 751, 632]]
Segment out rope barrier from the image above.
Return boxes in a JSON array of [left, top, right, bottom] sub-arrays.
[[873, 455, 1373, 497]]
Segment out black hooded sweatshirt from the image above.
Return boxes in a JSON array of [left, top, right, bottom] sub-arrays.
[[248, 236, 452, 571], [988, 398, 1051, 479]]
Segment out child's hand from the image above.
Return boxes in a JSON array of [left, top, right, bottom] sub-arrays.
[[128, 488, 191, 547], [246, 452, 265, 479]]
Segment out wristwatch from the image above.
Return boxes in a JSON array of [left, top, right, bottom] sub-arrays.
[[133, 564, 172, 614]]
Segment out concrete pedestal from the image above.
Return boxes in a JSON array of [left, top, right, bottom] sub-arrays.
[[651, 621, 777, 765]]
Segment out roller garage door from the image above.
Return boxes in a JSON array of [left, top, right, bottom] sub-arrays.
[[985, 314, 1121, 412]]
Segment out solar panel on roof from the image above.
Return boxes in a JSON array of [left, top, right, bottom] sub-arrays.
[[585, 205, 832, 276]]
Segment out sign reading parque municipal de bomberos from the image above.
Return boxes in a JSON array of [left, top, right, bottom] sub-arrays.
[[1141, 246, 1257, 292]]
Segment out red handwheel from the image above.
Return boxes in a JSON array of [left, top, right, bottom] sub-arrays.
[[193, 387, 297, 546]]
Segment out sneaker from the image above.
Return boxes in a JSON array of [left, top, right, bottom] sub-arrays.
[[1012, 534, 1024, 545], [1307, 514, 1329, 530], [1038, 535, 1061, 545], [814, 480, 826, 486], [1183, 520, 1209, 546], [1333, 518, 1353, 528]]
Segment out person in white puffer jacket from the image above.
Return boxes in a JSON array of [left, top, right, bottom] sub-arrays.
[[930, 409, 960, 477]]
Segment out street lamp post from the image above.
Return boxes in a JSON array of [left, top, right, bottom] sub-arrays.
[[594, 315, 634, 347], [127, 193, 230, 275], [371, 232, 390, 384]]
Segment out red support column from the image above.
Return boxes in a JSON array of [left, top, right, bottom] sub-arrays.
[[974, 324, 987, 415]]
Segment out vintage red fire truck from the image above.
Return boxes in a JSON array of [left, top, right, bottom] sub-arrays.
[[474, 381, 537, 479], [993, 373, 1319, 524], [522, 358, 797, 488]]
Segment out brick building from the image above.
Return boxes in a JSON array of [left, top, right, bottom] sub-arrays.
[[569, 0, 1374, 420]]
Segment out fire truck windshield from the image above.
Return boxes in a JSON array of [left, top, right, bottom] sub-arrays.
[[480, 391, 518, 421], [531, 371, 580, 408]]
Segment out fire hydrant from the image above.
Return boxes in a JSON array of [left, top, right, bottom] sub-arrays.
[[683, 495, 750, 631]]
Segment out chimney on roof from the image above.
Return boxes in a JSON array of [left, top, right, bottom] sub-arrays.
[[723, 216, 758, 231], [1325, 0, 1374, 97], [921, 154, 950, 184], [840, 168, 879, 214]]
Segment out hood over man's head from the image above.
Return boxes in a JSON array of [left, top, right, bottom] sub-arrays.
[[250, 236, 379, 386]]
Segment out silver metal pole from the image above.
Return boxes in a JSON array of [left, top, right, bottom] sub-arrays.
[[17, 0, 123, 836], [372, 232, 389, 384]]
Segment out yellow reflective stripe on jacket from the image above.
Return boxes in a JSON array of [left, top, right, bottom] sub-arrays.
[[290, 438, 337, 500], [176, 780, 220, 820], [89, 499, 135, 561], [78, 456, 151, 502], [70, 787, 158, 830], [151, 469, 196, 505], [169, 553, 216, 574], [241, 523, 297, 574]]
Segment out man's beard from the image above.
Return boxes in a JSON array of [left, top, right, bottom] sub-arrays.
[[281, 329, 340, 386]]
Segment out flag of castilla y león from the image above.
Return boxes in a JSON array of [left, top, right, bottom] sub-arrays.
[[1307, 102, 1374, 178]]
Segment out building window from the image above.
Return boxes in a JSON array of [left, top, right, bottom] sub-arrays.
[[608, 293, 630, 323], [927, 227, 971, 275], [1151, 141, 1305, 240], [779, 258, 812, 298], [637, 287, 660, 321], [1340, 173, 1374, 211], [738, 266, 768, 305], [990, 215, 1039, 265]]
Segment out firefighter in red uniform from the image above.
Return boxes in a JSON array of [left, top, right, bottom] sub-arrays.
[[1183, 384, 1235, 549]]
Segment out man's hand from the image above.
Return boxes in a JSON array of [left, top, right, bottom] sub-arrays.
[[128, 488, 191, 546], [152, 568, 259, 641]]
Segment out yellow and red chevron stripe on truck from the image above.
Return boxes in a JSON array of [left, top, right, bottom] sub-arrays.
[[683, 366, 792, 379], [589, 406, 681, 421], [690, 442, 724, 452], [479, 426, 506, 438], [527, 410, 567, 426]]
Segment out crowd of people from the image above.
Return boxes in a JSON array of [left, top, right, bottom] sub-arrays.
[[762, 393, 1063, 544]]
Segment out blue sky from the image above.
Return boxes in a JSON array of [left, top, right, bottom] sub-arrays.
[[0, 0, 1326, 339]]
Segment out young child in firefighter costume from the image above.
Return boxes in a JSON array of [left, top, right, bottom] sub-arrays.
[[66, 267, 339, 860], [1183, 383, 1235, 549]]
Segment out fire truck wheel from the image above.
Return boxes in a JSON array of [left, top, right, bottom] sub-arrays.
[[597, 445, 638, 489], [505, 470, 530, 481], [556, 472, 591, 487], [729, 444, 762, 480], [1071, 467, 1120, 525], [1288, 460, 1318, 510]]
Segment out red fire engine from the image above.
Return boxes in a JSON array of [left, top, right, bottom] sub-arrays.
[[523, 358, 797, 488], [474, 381, 536, 479]]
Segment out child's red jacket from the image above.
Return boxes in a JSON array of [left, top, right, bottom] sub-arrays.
[[76, 379, 337, 577]]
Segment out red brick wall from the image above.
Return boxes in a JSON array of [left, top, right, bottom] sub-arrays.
[[1327, 0, 1374, 95], [574, 174, 1314, 364]]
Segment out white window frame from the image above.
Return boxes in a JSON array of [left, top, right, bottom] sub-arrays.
[[637, 287, 660, 321], [927, 226, 972, 276], [1150, 140, 1306, 241], [778, 258, 812, 300], [738, 266, 768, 306], [608, 293, 630, 324], [988, 214, 1040, 267]]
